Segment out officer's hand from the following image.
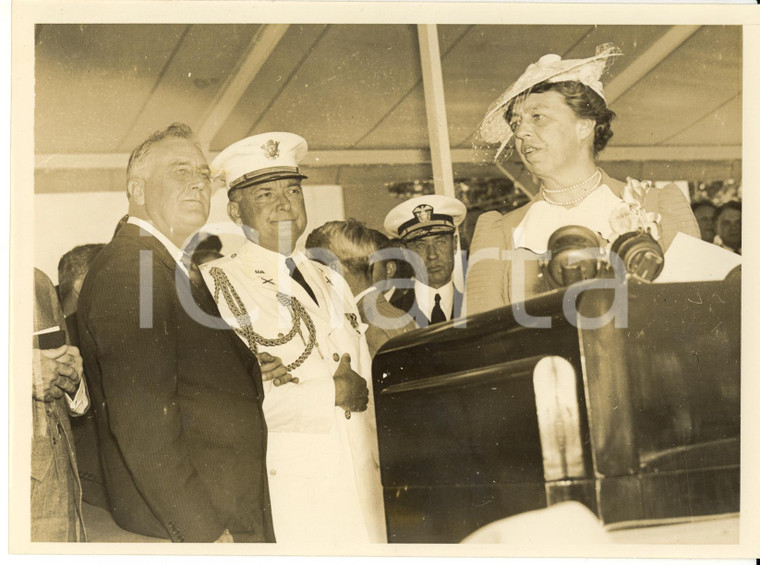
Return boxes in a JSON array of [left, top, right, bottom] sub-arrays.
[[333, 354, 368, 412], [258, 351, 298, 386]]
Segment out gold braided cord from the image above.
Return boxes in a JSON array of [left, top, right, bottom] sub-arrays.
[[209, 266, 317, 371]]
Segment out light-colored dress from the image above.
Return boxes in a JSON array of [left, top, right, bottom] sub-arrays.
[[512, 184, 622, 254], [464, 171, 700, 315]]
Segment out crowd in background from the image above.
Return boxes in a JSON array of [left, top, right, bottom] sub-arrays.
[[691, 200, 742, 255]]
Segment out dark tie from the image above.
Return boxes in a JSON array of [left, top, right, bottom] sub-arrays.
[[181, 253, 205, 288], [430, 293, 446, 324], [180, 254, 219, 319], [285, 257, 319, 306]]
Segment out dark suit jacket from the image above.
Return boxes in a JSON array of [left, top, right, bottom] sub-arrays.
[[77, 223, 274, 542], [388, 284, 463, 328], [66, 309, 111, 511]]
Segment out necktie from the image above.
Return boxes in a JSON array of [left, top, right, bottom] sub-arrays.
[[181, 253, 204, 287], [430, 293, 446, 324], [180, 254, 212, 310], [285, 257, 319, 306]]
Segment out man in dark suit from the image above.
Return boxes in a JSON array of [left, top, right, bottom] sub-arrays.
[[77, 123, 274, 543], [57, 243, 109, 510], [383, 195, 467, 327]]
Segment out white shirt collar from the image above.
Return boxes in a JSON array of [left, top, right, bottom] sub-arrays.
[[238, 240, 305, 274], [354, 285, 377, 305], [127, 216, 189, 275], [383, 286, 396, 302], [414, 278, 454, 321]]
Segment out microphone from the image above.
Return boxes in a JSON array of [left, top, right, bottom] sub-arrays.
[[540, 225, 605, 289], [609, 231, 664, 282], [540, 226, 666, 289]]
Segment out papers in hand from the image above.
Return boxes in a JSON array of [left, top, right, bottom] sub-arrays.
[[32, 325, 67, 350], [655, 232, 741, 284]]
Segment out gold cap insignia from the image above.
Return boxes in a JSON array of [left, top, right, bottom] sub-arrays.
[[413, 204, 434, 223], [261, 139, 280, 160]]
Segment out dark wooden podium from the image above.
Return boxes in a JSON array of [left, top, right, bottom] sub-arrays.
[[372, 277, 740, 543]]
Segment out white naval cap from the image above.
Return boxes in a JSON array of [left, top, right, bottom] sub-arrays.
[[211, 132, 309, 196], [384, 194, 467, 242]]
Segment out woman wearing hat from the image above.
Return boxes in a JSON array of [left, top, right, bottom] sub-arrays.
[[465, 44, 699, 315]]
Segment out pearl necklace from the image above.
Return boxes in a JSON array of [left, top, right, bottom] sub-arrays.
[[542, 169, 602, 194], [543, 171, 603, 207]]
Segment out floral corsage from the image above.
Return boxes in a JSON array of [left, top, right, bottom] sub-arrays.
[[608, 177, 662, 243]]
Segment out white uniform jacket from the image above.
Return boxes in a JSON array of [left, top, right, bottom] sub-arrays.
[[201, 242, 386, 545]]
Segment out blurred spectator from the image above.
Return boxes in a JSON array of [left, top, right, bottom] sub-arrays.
[[58, 244, 106, 334], [381, 237, 415, 299], [714, 201, 741, 255], [32, 268, 89, 541], [691, 201, 717, 244], [306, 219, 417, 357], [365, 233, 408, 295], [187, 233, 224, 265], [57, 244, 109, 510]]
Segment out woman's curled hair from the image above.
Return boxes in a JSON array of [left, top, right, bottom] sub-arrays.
[[505, 80, 616, 156]]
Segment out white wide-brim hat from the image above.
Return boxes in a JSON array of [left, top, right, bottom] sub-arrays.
[[478, 43, 621, 159], [212, 132, 308, 196]]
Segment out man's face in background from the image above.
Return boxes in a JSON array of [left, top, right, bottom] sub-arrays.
[[693, 204, 717, 243], [405, 233, 456, 289], [716, 208, 741, 250]]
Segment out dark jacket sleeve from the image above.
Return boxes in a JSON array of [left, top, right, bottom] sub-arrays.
[[82, 252, 225, 542]]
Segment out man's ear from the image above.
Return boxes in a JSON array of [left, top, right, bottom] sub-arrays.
[[73, 277, 84, 297], [227, 201, 243, 225], [385, 261, 397, 279], [127, 178, 146, 205]]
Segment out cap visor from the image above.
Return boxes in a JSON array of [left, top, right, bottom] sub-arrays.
[[228, 171, 308, 195]]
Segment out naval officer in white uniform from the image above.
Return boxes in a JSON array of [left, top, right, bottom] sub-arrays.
[[201, 132, 386, 546]]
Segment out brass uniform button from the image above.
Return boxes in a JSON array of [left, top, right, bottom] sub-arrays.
[[332, 353, 340, 362]]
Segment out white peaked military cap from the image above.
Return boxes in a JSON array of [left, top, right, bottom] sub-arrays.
[[478, 43, 621, 156], [211, 132, 309, 196], [384, 195, 467, 242]]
